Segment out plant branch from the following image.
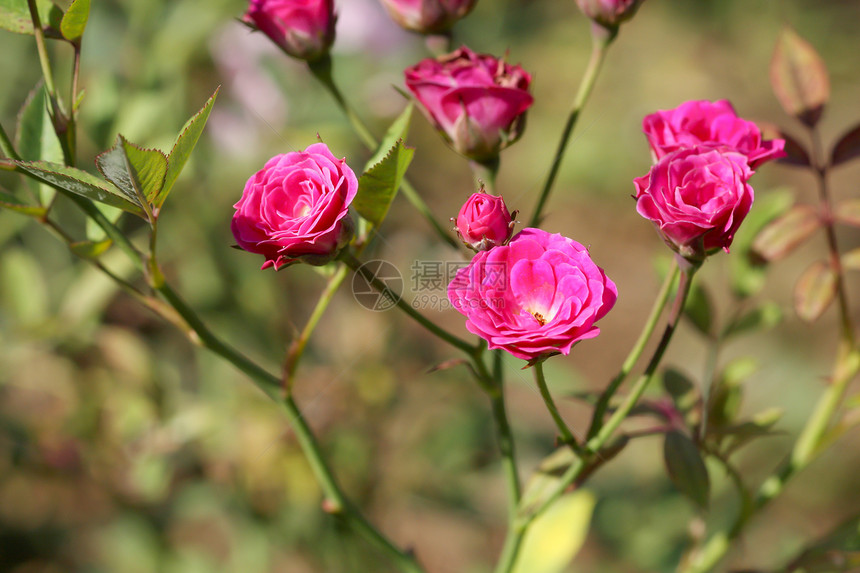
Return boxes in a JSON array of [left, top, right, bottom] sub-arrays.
[[528, 31, 613, 227], [534, 361, 578, 447]]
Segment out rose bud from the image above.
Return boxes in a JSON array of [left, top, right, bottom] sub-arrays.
[[404, 46, 534, 163], [243, 0, 336, 62], [232, 143, 357, 270], [379, 0, 478, 35], [455, 191, 515, 251], [642, 99, 786, 168], [575, 0, 644, 30], [448, 228, 617, 363], [633, 145, 755, 262]]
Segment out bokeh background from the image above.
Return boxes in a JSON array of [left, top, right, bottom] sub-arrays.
[[1, 0, 860, 571]]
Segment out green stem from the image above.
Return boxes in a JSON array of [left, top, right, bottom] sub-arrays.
[[307, 56, 458, 248], [528, 31, 613, 227], [26, 0, 58, 100], [0, 121, 18, 160], [283, 264, 349, 392], [587, 258, 679, 438], [339, 250, 476, 354], [470, 157, 500, 194], [494, 258, 697, 573], [488, 350, 521, 510], [66, 44, 82, 166], [534, 361, 577, 447]]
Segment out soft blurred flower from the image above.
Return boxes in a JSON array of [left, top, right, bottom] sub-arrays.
[[243, 0, 336, 61], [643, 99, 786, 168], [404, 46, 533, 163], [448, 228, 617, 362], [575, 0, 644, 30], [455, 191, 514, 251], [633, 145, 754, 261], [379, 0, 478, 35], [232, 143, 356, 269]]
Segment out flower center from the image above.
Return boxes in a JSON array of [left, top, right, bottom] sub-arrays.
[[530, 311, 547, 326]]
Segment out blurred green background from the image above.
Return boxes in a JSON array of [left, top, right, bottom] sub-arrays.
[[1, 0, 859, 571]]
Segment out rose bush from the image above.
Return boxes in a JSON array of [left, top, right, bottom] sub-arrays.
[[379, 0, 477, 34], [574, 0, 644, 29], [642, 99, 785, 168], [404, 46, 533, 162], [633, 145, 754, 260], [448, 228, 617, 362], [455, 191, 514, 251], [243, 0, 336, 61], [231, 143, 357, 270]]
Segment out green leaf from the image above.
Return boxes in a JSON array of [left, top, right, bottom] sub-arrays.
[[719, 408, 784, 455], [70, 238, 112, 258], [707, 359, 755, 431], [752, 204, 821, 262], [96, 135, 167, 212], [517, 447, 579, 519], [59, 0, 89, 43], [354, 139, 414, 228], [722, 301, 782, 338], [663, 431, 710, 510], [158, 87, 219, 209], [663, 368, 698, 412], [0, 189, 47, 217], [16, 83, 64, 205], [363, 103, 414, 172], [15, 160, 145, 216], [0, 0, 62, 35], [770, 27, 830, 127], [794, 260, 837, 322], [511, 490, 595, 573], [683, 282, 713, 337]]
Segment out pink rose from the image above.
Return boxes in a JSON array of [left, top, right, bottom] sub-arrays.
[[633, 145, 754, 260], [642, 100, 786, 168], [404, 46, 533, 162], [455, 191, 515, 251], [448, 228, 617, 362], [243, 0, 336, 61], [232, 143, 357, 270], [379, 0, 477, 34], [575, 0, 644, 29]]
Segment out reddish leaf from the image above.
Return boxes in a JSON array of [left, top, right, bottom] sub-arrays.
[[770, 27, 830, 127], [759, 122, 810, 167], [834, 199, 860, 227], [752, 204, 821, 261], [794, 261, 837, 322], [842, 248, 860, 272], [831, 123, 860, 167]]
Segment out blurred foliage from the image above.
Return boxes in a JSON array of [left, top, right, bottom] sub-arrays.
[[1, 0, 860, 572]]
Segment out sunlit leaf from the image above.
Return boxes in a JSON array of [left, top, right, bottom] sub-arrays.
[[0, 189, 47, 217], [770, 27, 830, 127], [96, 135, 167, 213], [752, 204, 820, 262], [0, 0, 63, 36], [794, 260, 837, 322], [70, 238, 112, 259], [511, 490, 595, 573], [158, 87, 219, 209], [664, 431, 710, 510], [60, 0, 89, 43], [363, 102, 413, 172], [354, 139, 414, 228], [15, 160, 146, 216], [843, 248, 860, 272]]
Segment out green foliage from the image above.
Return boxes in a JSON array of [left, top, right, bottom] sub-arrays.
[[0, 0, 62, 35], [59, 0, 90, 43], [354, 139, 414, 229], [15, 160, 146, 216], [96, 134, 168, 216], [512, 490, 595, 573], [663, 431, 710, 511], [0, 188, 46, 216]]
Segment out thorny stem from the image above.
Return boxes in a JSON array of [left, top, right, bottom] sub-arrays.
[[528, 29, 614, 227]]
